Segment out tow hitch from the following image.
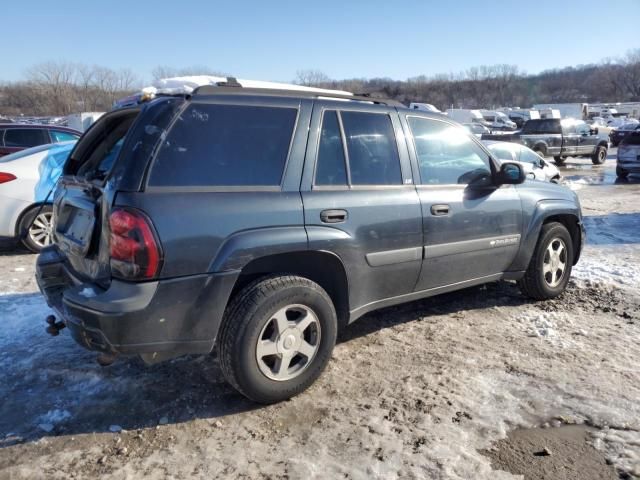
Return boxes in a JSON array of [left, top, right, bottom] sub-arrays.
[[45, 315, 66, 336]]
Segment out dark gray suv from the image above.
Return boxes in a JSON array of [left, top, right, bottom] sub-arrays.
[[36, 85, 584, 403]]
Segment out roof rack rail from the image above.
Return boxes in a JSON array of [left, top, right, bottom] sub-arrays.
[[192, 84, 404, 107]]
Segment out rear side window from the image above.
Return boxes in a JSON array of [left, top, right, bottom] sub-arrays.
[[522, 120, 561, 134], [4, 128, 48, 147], [0, 129, 4, 146], [149, 104, 298, 187], [50, 130, 80, 142], [340, 111, 402, 185], [315, 111, 347, 186]]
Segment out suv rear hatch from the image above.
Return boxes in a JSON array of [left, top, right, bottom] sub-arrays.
[[53, 97, 185, 287]]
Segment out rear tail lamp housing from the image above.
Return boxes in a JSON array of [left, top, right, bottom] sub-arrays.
[[109, 207, 163, 280], [0, 172, 17, 184]]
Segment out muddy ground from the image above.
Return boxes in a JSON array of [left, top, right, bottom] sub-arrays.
[[0, 151, 639, 479]]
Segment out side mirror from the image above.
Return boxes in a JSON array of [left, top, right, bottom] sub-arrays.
[[496, 162, 525, 185]]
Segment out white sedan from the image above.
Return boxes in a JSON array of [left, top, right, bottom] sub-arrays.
[[0, 142, 75, 251], [483, 140, 562, 183]]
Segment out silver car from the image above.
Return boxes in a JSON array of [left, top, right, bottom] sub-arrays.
[[483, 141, 562, 183], [616, 132, 640, 178]]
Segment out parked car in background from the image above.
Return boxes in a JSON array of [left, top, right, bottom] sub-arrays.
[[479, 110, 517, 131], [36, 83, 584, 403], [616, 132, 640, 179], [482, 118, 609, 165], [0, 142, 75, 251], [610, 122, 640, 146], [463, 122, 490, 137], [0, 124, 81, 157], [483, 141, 561, 183]]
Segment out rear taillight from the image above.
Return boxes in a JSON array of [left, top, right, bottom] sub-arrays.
[[0, 172, 16, 184], [109, 208, 162, 280]]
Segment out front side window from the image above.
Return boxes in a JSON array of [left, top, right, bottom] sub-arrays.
[[4, 128, 48, 148], [408, 117, 491, 185], [340, 111, 402, 185], [149, 104, 298, 187], [315, 111, 347, 186]]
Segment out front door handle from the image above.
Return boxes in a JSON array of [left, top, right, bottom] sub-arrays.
[[430, 204, 450, 216], [320, 209, 348, 223]]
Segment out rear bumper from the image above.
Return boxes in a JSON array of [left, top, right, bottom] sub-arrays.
[[36, 247, 238, 357], [617, 157, 640, 173]]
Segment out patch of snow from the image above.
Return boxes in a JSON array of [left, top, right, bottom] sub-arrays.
[[78, 287, 97, 298], [13, 267, 25, 272], [37, 409, 71, 426], [109, 425, 122, 433]]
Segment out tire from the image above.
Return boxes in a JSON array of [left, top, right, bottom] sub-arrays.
[[553, 156, 566, 165], [591, 145, 607, 165], [518, 222, 574, 300], [616, 166, 628, 179], [550, 176, 561, 184], [218, 275, 337, 404], [533, 147, 546, 158], [19, 204, 54, 253]]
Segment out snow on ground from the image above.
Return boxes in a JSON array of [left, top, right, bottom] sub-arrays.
[[0, 158, 639, 479]]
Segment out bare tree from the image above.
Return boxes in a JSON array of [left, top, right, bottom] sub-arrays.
[[294, 69, 331, 87]]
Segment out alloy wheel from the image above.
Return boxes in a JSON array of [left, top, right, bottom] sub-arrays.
[[256, 304, 321, 381]]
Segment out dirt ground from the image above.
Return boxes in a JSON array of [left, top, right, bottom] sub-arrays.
[[0, 151, 639, 479]]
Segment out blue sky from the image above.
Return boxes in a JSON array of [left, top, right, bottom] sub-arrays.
[[3, 0, 639, 83]]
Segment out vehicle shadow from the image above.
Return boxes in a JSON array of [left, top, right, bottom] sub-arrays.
[[582, 213, 640, 245], [0, 281, 539, 448], [0, 238, 32, 256]]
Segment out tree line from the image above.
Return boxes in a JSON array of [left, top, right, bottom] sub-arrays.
[[297, 49, 640, 110], [1, 50, 638, 117]]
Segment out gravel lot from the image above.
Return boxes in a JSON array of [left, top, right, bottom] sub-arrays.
[[0, 151, 639, 479]]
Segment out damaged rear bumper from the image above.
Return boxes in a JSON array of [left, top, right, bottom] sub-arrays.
[[36, 246, 238, 360]]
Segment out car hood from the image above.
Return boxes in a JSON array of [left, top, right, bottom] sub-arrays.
[[516, 179, 578, 203]]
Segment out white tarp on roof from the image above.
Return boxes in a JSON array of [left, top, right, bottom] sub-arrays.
[[142, 76, 353, 97]]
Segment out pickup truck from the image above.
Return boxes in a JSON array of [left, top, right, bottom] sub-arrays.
[[482, 118, 609, 165]]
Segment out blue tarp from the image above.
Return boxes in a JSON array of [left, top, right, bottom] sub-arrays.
[[35, 142, 76, 202]]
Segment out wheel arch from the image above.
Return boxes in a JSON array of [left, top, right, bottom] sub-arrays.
[[510, 200, 583, 271], [13, 202, 52, 237], [230, 250, 350, 329]]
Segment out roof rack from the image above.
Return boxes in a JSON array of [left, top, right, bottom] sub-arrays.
[[192, 81, 404, 107]]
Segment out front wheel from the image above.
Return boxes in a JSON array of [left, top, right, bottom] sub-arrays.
[[519, 222, 574, 300], [591, 145, 607, 165], [20, 204, 54, 253], [218, 275, 337, 403]]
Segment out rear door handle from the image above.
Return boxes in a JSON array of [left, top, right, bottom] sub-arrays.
[[430, 204, 450, 216], [320, 209, 347, 223]]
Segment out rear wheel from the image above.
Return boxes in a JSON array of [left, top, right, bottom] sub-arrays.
[[20, 205, 54, 253], [553, 156, 566, 165], [591, 145, 607, 165], [616, 166, 628, 179], [218, 275, 337, 403], [519, 222, 573, 300], [534, 147, 546, 158]]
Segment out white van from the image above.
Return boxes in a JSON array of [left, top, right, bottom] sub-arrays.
[[479, 110, 517, 131], [445, 109, 487, 125]]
